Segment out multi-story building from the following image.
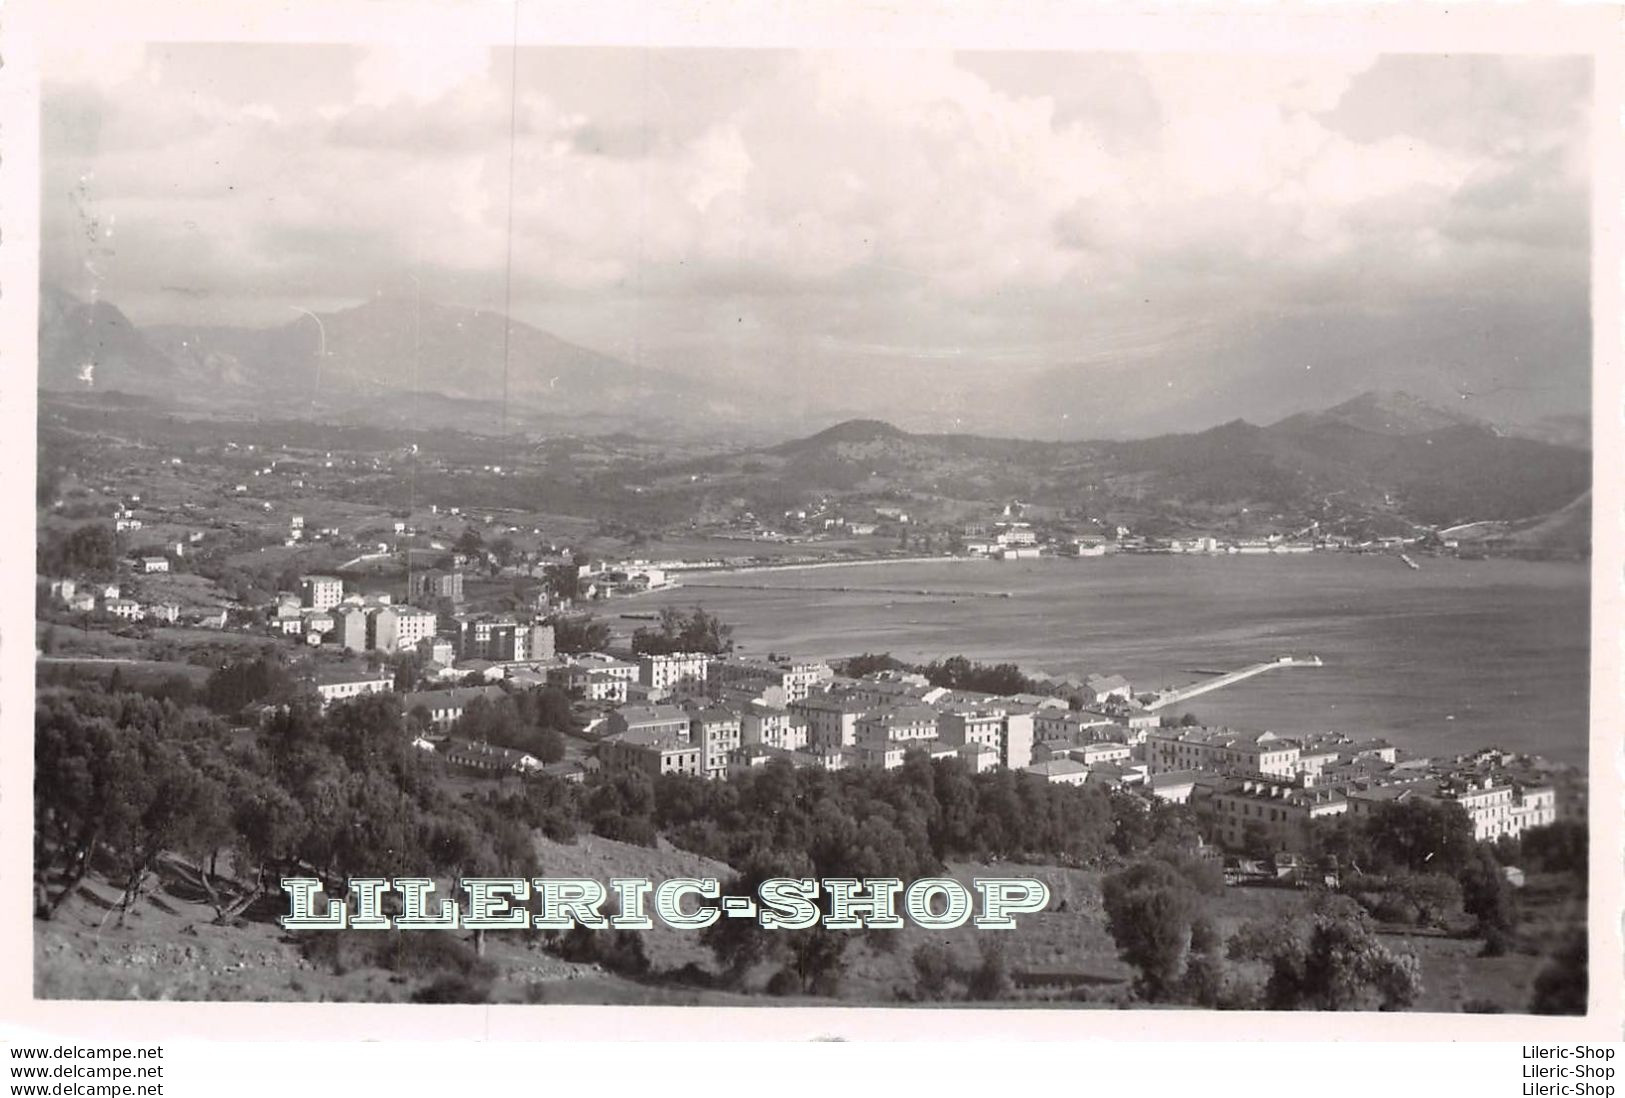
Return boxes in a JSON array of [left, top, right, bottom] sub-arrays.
[[1342, 776, 1554, 843], [409, 569, 465, 604], [1067, 741, 1132, 767], [554, 665, 630, 704], [300, 574, 344, 611], [937, 709, 1004, 753], [852, 740, 907, 770], [373, 605, 437, 653], [1081, 673, 1132, 704], [710, 656, 831, 704], [1437, 778, 1520, 841], [604, 704, 692, 742], [843, 675, 947, 709], [417, 637, 456, 667], [1145, 727, 1300, 778], [1033, 709, 1118, 745], [313, 670, 392, 707], [1212, 777, 1349, 853], [956, 743, 1000, 773], [1024, 758, 1091, 786], [1511, 784, 1559, 833], [565, 652, 639, 683], [457, 616, 530, 661], [638, 652, 711, 696], [788, 692, 870, 748], [739, 702, 807, 751], [333, 605, 371, 653], [856, 705, 940, 746], [401, 685, 509, 730], [528, 623, 556, 662], [597, 728, 704, 778], [998, 709, 1036, 770], [104, 598, 144, 621], [688, 706, 742, 780]]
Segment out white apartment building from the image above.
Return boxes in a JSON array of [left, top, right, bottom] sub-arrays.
[[1145, 727, 1300, 778], [638, 652, 711, 695], [789, 692, 870, 748], [300, 574, 344, 611], [373, 605, 437, 653], [711, 656, 831, 703], [740, 703, 809, 751], [856, 705, 940, 745]]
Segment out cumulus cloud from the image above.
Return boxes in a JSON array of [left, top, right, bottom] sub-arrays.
[[39, 44, 1590, 432]]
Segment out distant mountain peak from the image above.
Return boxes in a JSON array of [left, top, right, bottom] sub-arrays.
[[1276, 389, 1487, 437], [798, 418, 910, 446]]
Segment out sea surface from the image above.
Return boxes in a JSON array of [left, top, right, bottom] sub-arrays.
[[636, 554, 1591, 768]]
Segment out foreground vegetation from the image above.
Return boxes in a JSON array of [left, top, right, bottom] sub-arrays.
[[34, 670, 1586, 1010]]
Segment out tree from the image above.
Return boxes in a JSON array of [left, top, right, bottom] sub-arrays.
[[1458, 846, 1518, 955], [630, 606, 734, 656], [37, 523, 119, 577], [1247, 911, 1423, 1011], [1364, 800, 1476, 877], [1101, 859, 1200, 1002], [203, 654, 296, 716], [1521, 820, 1587, 879], [390, 650, 426, 693], [1529, 928, 1587, 1015], [703, 848, 817, 988], [552, 614, 611, 655], [911, 943, 961, 1001], [966, 937, 1012, 1001], [841, 653, 906, 677], [455, 526, 485, 556]]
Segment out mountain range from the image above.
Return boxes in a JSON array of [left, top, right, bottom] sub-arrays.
[[38, 286, 757, 440], [38, 286, 1592, 455], [663, 391, 1591, 535]]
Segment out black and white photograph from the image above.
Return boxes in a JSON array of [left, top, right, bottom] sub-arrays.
[[19, 3, 1606, 1022]]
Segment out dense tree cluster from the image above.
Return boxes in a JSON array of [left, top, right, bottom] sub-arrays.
[[34, 685, 536, 939], [1307, 799, 1521, 953], [550, 613, 611, 654], [918, 655, 1043, 697], [1100, 851, 1423, 1011], [834, 652, 1054, 698], [440, 690, 575, 764], [37, 523, 119, 578], [202, 654, 300, 715], [630, 606, 734, 656]]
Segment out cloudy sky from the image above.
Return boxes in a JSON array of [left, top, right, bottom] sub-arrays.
[[41, 43, 1591, 435]]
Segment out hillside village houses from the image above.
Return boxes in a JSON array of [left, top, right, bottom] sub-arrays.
[[41, 495, 1566, 860]]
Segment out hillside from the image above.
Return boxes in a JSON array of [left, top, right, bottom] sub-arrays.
[[41, 287, 759, 438], [664, 392, 1591, 533]]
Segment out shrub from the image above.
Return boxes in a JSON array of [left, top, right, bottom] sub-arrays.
[[410, 974, 492, 1004]]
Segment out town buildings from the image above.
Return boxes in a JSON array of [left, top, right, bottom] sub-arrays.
[[402, 685, 509, 730], [300, 574, 344, 611], [313, 670, 392, 706], [372, 605, 437, 653], [638, 651, 711, 697], [409, 569, 464, 604]]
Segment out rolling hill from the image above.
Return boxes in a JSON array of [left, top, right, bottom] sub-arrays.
[[668, 391, 1591, 534]]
